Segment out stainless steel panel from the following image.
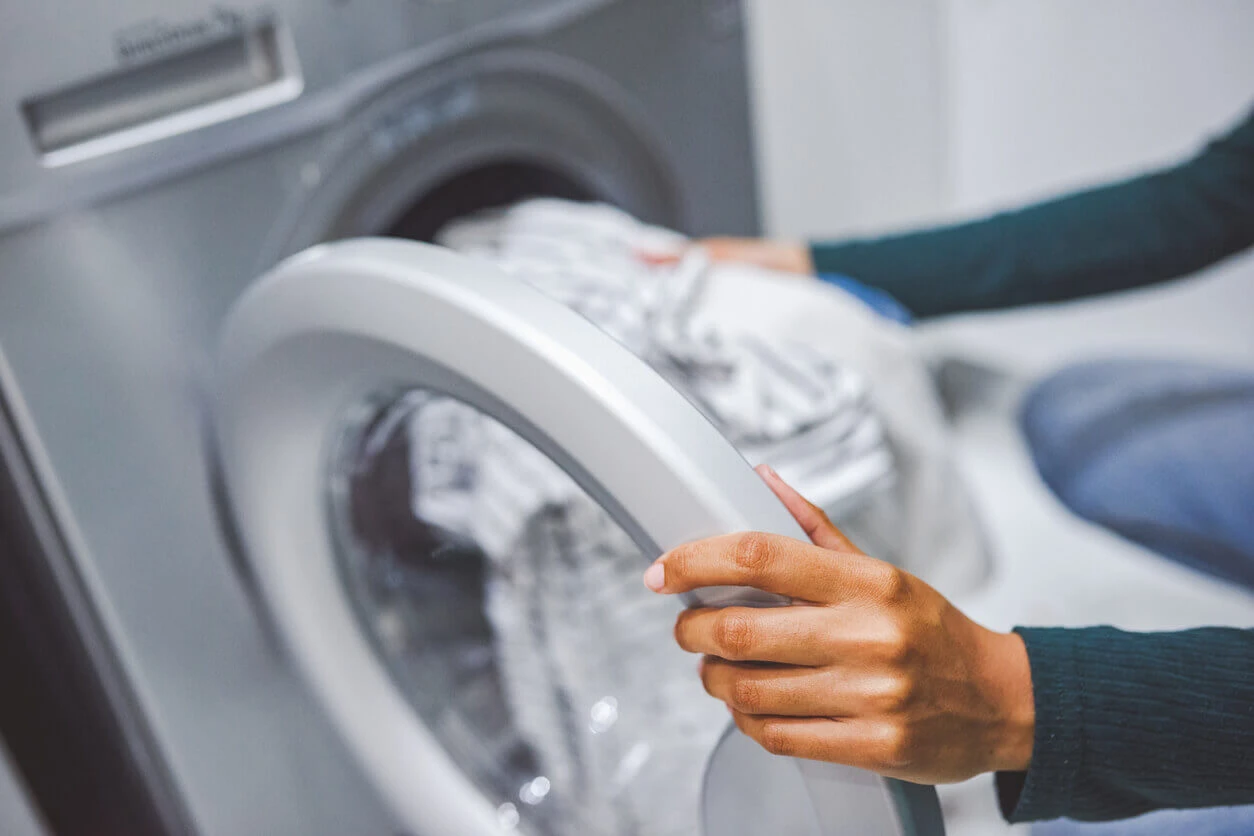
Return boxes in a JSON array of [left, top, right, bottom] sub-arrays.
[[0, 1, 761, 832]]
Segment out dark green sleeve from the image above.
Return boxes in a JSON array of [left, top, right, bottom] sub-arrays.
[[810, 108, 1254, 318], [996, 626, 1254, 823]]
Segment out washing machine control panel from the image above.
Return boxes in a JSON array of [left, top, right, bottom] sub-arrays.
[[0, 0, 611, 231]]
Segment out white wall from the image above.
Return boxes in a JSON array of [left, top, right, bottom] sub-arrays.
[[743, 0, 950, 239], [944, 0, 1254, 216], [747, 0, 1254, 367], [747, 0, 1254, 234]]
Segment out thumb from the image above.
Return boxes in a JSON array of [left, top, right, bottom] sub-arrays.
[[755, 464, 862, 554]]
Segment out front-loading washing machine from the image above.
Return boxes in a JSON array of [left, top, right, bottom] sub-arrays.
[[0, 2, 945, 834]]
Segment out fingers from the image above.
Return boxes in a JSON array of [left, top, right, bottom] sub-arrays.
[[676, 604, 915, 667], [700, 657, 864, 717], [647, 531, 895, 605], [675, 606, 836, 665], [635, 238, 716, 266], [637, 239, 740, 266], [647, 531, 838, 601], [636, 238, 815, 274], [755, 465, 861, 553], [701, 238, 815, 274], [697, 237, 743, 262], [636, 249, 685, 266], [729, 711, 904, 773]]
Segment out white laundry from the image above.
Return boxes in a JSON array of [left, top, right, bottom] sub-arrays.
[[691, 260, 992, 597], [435, 199, 896, 525], [397, 199, 989, 836]]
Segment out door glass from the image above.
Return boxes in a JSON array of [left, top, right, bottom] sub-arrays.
[[327, 388, 726, 836]]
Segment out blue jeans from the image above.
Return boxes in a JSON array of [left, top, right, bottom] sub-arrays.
[[1033, 806, 1254, 836], [1022, 358, 1254, 834], [1021, 358, 1254, 591]]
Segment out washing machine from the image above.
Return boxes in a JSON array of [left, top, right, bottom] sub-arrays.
[[0, 2, 944, 835]]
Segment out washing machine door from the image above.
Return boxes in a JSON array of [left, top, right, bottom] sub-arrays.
[[214, 238, 944, 836]]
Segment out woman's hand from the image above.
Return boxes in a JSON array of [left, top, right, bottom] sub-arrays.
[[639, 237, 816, 275], [643, 465, 1034, 785]]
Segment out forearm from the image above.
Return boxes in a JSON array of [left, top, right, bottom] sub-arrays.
[[812, 108, 1254, 317], [997, 626, 1254, 823]]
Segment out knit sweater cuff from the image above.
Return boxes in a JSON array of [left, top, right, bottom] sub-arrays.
[[996, 627, 1085, 822]]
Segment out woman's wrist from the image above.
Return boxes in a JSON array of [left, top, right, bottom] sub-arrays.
[[980, 629, 1036, 773]]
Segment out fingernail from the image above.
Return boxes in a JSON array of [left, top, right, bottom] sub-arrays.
[[757, 464, 779, 481], [643, 562, 666, 592]]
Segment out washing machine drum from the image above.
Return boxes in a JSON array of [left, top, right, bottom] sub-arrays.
[[214, 240, 944, 836]]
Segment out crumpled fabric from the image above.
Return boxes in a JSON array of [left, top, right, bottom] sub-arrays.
[[435, 199, 896, 526]]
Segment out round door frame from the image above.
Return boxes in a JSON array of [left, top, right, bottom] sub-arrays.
[[214, 239, 943, 834]]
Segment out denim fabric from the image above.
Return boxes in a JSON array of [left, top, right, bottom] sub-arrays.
[[1021, 358, 1254, 591], [1034, 805, 1254, 836]]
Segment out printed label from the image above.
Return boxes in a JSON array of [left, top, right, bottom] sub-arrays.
[[114, 7, 250, 64]]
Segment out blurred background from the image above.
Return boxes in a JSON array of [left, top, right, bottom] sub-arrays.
[[750, 0, 1254, 366]]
